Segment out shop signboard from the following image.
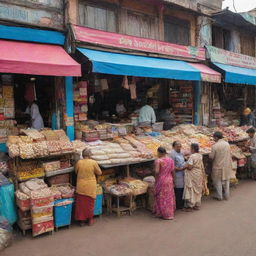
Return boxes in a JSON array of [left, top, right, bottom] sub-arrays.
[[0, 1, 63, 30], [72, 25, 206, 61], [206, 46, 256, 70]]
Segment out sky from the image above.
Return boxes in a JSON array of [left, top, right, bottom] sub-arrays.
[[222, 0, 256, 12]]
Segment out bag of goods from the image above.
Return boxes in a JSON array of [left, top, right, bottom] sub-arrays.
[[107, 184, 132, 196], [33, 142, 49, 157], [0, 216, 12, 252], [17, 168, 45, 181], [8, 144, 20, 158], [43, 161, 60, 172], [108, 153, 131, 159], [20, 136, 33, 144], [41, 130, 59, 141], [30, 188, 54, 207], [46, 141, 61, 155], [90, 149, 106, 155], [58, 140, 74, 153], [15, 190, 30, 211], [19, 182, 31, 196], [19, 143, 35, 159], [55, 184, 75, 198], [31, 205, 53, 219], [143, 176, 155, 187], [25, 179, 47, 191], [120, 143, 135, 151], [121, 178, 148, 195], [32, 218, 54, 237], [72, 140, 87, 152], [92, 155, 109, 161], [49, 187, 62, 200], [110, 159, 122, 164]]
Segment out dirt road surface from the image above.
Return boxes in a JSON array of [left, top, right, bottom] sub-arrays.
[[2, 180, 256, 256]]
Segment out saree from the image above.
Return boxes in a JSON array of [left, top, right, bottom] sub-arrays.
[[183, 153, 204, 208], [74, 193, 95, 221], [154, 157, 175, 219]]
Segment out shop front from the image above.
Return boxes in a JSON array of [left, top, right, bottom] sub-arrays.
[[206, 46, 256, 127], [0, 25, 81, 151], [69, 25, 221, 135]]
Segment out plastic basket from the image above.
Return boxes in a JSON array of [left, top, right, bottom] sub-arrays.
[[16, 197, 30, 211], [31, 205, 53, 219], [30, 196, 54, 207], [32, 218, 54, 237], [54, 198, 74, 228]]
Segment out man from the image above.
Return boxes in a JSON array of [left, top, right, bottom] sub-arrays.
[[240, 107, 253, 126], [116, 100, 126, 117], [138, 98, 156, 126], [170, 141, 186, 209], [246, 128, 256, 179], [209, 131, 232, 201]]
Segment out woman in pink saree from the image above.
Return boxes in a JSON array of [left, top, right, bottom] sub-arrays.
[[154, 147, 176, 220]]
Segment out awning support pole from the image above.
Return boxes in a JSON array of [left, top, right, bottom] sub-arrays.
[[194, 81, 201, 125], [65, 77, 75, 141]]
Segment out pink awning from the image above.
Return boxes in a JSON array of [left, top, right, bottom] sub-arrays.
[[0, 40, 81, 76], [189, 63, 221, 83]]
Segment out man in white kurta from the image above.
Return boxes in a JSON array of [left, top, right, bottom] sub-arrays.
[[209, 131, 232, 200], [139, 98, 156, 125], [25, 102, 44, 130]]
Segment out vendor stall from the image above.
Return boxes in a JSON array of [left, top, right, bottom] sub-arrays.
[[0, 25, 81, 152]]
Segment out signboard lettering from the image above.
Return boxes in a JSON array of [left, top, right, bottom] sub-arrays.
[[0, 3, 63, 30], [207, 46, 256, 69], [73, 25, 206, 61]]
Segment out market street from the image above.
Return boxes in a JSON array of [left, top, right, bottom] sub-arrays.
[[3, 179, 256, 256]]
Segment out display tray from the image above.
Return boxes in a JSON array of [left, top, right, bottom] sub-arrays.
[[100, 158, 155, 169], [11, 152, 73, 160], [45, 167, 74, 177]]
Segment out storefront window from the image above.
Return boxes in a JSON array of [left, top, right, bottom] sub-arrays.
[[164, 16, 190, 46], [125, 11, 159, 39], [78, 3, 117, 32]]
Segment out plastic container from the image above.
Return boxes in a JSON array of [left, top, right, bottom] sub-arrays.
[[54, 198, 74, 228], [30, 196, 54, 208], [16, 197, 30, 211], [94, 194, 103, 216]]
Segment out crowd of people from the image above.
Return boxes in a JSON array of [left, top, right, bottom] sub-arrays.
[[73, 128, 256, 225], [153, 128, 256, 220]]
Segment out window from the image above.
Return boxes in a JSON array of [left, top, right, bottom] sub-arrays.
[[240, 34, 255, 57], [164, 17, 190, 45], [125, 12, 158, 39], [78, 3, 117, 32], [212, 26, 231, 51]]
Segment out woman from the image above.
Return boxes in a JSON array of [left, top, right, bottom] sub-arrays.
[[183, 143, 205, 211], [170, 141, 186, 210], [75, 149, 102, 226], [25, 100, 44, 130], [154, 147, 175, 220]]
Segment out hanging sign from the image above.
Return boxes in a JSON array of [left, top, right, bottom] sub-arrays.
[[72, 25, 205, 61], [206, 46, 256, 70]]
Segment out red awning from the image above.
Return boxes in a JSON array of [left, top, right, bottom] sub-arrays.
[[0, 40, 81, 76], [189, 63, 221, 83]]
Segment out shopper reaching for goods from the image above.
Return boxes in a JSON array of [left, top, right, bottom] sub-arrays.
[[74, 149, 102, 226]]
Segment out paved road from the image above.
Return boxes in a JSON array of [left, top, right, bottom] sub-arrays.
[[3, 180, 256, 256]]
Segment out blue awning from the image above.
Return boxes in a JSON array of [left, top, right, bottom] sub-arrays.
[[213, 63, 256, 85], [77, 48, 200, 81]]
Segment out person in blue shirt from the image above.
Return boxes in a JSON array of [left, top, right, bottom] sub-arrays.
[[170, 141, 186, 209]]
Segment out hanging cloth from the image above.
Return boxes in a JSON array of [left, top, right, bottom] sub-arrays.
[[24, 82, 36, 102], [122, 76, 129, 90], [100, 79, 109, 91], [129, 77, 137, 100]]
